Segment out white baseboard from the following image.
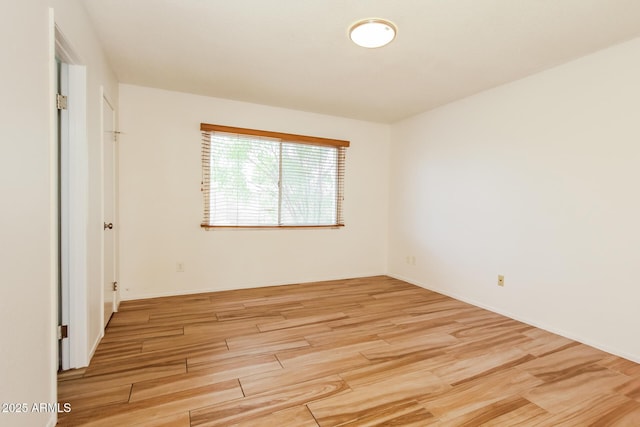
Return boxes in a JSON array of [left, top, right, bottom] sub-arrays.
[[87, 331, 102, 364], [388, 273, 640, 365], [120, 272, 386, 301]]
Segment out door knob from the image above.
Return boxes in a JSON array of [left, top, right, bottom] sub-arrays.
[[104, 222, 113, 230]]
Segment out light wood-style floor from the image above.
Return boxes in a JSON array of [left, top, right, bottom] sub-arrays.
[[57, 276, 640, 426]]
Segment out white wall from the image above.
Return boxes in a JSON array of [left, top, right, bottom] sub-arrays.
[[0, 2, 55, 426], [51, 0, 119, 361], [118, 85, 389, 299], [389, 36, 640, 362], [0, 1, 117, 424]]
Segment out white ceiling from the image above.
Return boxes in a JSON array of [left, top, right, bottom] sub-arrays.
[[82, 0, 640, 123]]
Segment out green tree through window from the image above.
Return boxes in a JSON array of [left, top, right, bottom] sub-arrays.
[[201, 124, 348, 228]]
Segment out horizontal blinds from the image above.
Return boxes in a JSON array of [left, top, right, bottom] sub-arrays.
[[281, 143, 340, 226], [336, 146, 346, 226], [201, 125, 348, 228], [209, 132, 280, 226], [201, 132, 212, 225]]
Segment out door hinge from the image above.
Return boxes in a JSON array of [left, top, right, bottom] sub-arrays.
[[56, 93, 68, 110], [58, 324, 69, 340], [112, 281, 118, 291]]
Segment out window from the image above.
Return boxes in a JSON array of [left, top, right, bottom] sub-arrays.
[[200, 123, 349, 228]]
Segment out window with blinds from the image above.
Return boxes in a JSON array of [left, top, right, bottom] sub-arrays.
[[200, 123, 349, 228]]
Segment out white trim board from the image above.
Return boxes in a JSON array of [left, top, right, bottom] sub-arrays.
[[120, 272, 387, 301], [56, 23, 90, 369]]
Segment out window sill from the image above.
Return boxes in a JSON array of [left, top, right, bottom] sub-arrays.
[[200, 224, 344, 230]]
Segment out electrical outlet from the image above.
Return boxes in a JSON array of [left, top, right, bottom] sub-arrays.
[[498, 275, 504, 287], [176, 262, 185, 272]]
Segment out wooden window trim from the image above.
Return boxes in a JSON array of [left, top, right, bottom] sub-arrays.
[[200, 123, 350, 148], [200, 224, 345, 230], [201, 124, 348, 229]]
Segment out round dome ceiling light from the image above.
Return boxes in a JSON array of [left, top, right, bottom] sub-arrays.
[[349, 18, 397, 48]]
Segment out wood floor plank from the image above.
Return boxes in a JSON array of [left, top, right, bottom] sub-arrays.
[[516, 342, 611, 381], [380, 318, 464, 342], [130, 371, 228, 402], [615, 376, 640, 402], [275, 337, 389, 368], [83, 354, 188, 378], [325, 311, 406, 331], [107, 311, 150, 327], [240, 353, 370, 396], [181, 319, 261, 338], [140, 333, 227, 353], [217, 304, 303, 321], [228, 405, 319, 427], [307, 370, 447, 426], [305, 328, 394, 348], [438, 395, 548, 427], [516, 328, 576, 357], [143, 316, 224, 331], [187, 353, 281, 375], [256, 312, 348, 332], [361, 331, 458, 361], [327, 403, 439, 427], [60, 384, 132, 411], [600, 354, 640, 377], [574, 399, 640, 426], [401, 299, 479, 317], [340, 352, 452, 389], [185, 338, 309, 370], [131, 354, 281, 402], [129, 411, 191, 427], [225, 332, 313, 354], [58, 360, 187, 399], [67, 380, 243, 426], [189, 375, 350, 427], [57, 276, 640, 426], [531, 393, 639, 426], [445, 330, 534, 360], [432, 347, 534, 386], [420, 367, 544, 421], [522, 365, 631, 414], [102, 324, 185, 340], [57, 367, 87, 381], [91, 341, 144, 362]]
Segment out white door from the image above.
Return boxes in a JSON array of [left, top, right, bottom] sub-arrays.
[[103, 95, 117, 328]]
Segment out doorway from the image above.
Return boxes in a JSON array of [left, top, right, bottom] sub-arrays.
[[102, 94, 118, 327], [56, 25, 89, 370], [57, 57, 71, 371]]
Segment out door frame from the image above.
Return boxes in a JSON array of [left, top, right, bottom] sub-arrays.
[[56, 25, 89, 369]]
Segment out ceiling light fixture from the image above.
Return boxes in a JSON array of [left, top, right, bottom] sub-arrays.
[[349, 18, 397, 48]]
